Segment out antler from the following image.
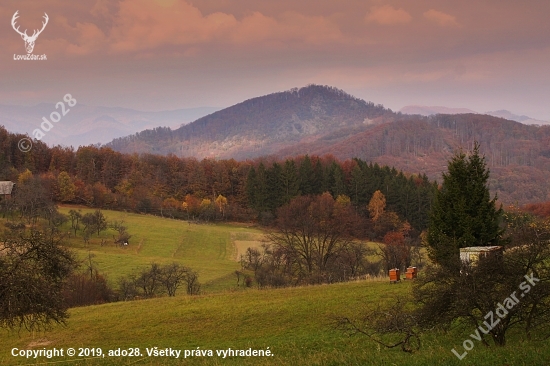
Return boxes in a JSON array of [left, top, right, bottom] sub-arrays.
[[11, 11, 48, 40], [11, 10, 28, 37], [30, 13, 49, 39]]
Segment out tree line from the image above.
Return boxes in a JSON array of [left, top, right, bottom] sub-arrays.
[[246, 155, 435, 230], [0, 126, 436, 232]]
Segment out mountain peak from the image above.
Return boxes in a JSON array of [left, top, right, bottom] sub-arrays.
[[108, 85, 391, 159], [237, 84, 374, 110], [287, 84, 362, 99]]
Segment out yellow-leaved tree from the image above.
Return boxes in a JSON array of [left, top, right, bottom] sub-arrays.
[[368, 190, 386, 221]]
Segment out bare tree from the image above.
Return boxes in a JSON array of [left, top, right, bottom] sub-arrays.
[[0, 229, 77, 331], [184, 270, 201, 295], [117, 277, 138, 301], [13, 177, 55, 225], [134, 263, 163, 298], [268, 193, 357, 282], [334, 297, 421, 353], [68, 209, 82, 236], [160, 263, 189, 296], [121, 263, 201, 299]]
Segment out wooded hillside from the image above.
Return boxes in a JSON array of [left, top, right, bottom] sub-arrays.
[[106, 85, 550, 204], [0, 126, 434, 234]]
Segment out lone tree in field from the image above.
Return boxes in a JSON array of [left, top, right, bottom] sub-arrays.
[[0, 229, 76, 331], [427, 142, 504, 269]]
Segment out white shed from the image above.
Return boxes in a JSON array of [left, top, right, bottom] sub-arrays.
[[460, 246, 503, 265], [0, 181, 14, 199]]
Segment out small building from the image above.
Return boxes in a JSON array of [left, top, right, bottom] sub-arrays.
[[0, 181, 15, 200], [460, 246, 503, 265]]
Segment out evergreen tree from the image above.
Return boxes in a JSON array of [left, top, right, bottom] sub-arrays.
[[364, 162, 382, 198], [245, 166, 257, 208], [327, 162, 345, 197], [281, 159, 300, 204], [267, 162, 283, 211], [349, 164, 366, 207], [246, 164, 268, 213], [427, 142, 504, 268], [255, 163, 269, 213], [311, 159, 326, 194], [298, 155, 314, 195]]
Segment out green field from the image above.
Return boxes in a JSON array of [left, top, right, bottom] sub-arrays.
[[56, 206, 264, 292], [1, 208, 549, 365], [1, 281, 549, 365]]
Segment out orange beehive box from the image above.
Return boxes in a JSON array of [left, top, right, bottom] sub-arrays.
[[389, 268, 400, 283], [405, 267, 417, 279]]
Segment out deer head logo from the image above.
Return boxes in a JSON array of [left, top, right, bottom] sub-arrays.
[[11, 11, 49, 54]]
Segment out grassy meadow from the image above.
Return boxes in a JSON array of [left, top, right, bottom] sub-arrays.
[[0, 208, 549, 365], [56, 206, 265, 292], [1, 281, 549, 365]]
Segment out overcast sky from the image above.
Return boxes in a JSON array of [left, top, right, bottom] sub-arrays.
[[2, 0, 550, 120]]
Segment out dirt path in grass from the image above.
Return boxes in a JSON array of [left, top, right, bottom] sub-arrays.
[[231, 232, 267, 262]]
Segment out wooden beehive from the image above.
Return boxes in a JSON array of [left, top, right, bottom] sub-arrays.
[[405, 266, 417, 279], [389, 268, 400, 283]]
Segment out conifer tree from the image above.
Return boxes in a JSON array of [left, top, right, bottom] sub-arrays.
[[327, 162, 345, 197], [267, 162, 283, 210], [246, 166, 257, 208], [312, 159, 326, 194], [427, 142, 504, 268], [299, 155, 314, 195], [350, 164, 367, 207], [246, 164, 268, 213], [281, 159, 300, 204], [255, 163, 269, 212]]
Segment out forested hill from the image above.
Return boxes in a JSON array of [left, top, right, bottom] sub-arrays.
[[105, 84, 550, 204], [106, 85, 392, 159], [278, 113, 550, 204]]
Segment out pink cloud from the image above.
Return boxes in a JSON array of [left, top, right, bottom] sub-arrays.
[[423, 9, 460, 27], [66, 22, 107, 55], [365, 5, 412, 25], [107, 0, 343, 53], [2, 0, 344, 59]]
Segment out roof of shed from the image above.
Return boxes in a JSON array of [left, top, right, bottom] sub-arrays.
[[459, 246, 503, 253], [0, 181, 15, 195]]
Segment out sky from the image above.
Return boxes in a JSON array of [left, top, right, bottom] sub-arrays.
[[2, 0, 550, 120]]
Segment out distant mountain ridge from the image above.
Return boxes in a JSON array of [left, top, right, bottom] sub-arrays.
[[485, 110, 550, 125], [0, 104, 220, 147], [400, 105, 550, 125], [400, 105, 477, 115]]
